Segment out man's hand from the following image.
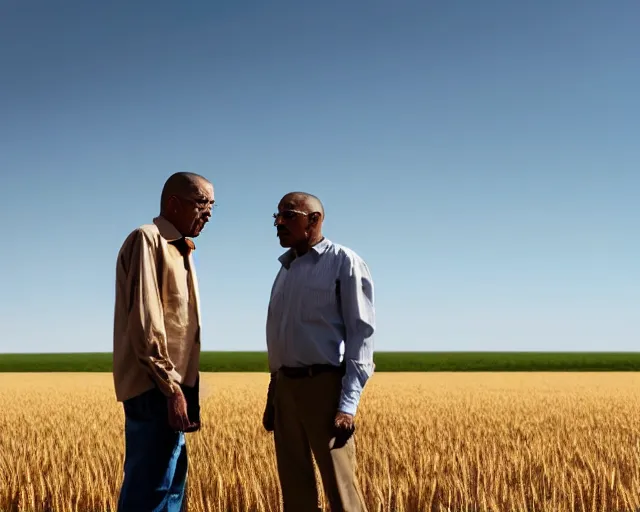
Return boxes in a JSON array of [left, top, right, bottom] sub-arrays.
[[167, 387, 197, 432], [334, 411, 354, 430], [331, 411, 355, 449]]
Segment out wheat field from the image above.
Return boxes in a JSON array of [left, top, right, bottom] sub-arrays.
[[1, 373, 640, 512]]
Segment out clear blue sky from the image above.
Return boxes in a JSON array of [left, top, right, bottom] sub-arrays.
[[1, 0, 638, 353]]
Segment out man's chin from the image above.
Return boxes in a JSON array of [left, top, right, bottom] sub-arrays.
[[277, 234, 291, 247], [191, 222, 208, 237]]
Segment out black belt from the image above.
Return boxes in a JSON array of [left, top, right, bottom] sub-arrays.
[[279, 364, 345, 379]]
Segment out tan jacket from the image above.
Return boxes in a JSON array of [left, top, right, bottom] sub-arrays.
[[113, 216, 201, 402]]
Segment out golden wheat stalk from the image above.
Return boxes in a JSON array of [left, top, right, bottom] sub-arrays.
[[1, 372, 640, 512]]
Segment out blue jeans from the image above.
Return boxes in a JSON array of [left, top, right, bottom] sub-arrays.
[[117, 388, 188, 512]]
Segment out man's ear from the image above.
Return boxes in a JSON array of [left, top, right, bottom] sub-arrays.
[[166, 195, 179, 214], [309, 212, 321, 225]]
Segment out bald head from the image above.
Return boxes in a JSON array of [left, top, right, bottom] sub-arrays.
[[279, 191, 324, 218], [275, 191, 325, 252], [160, 171, 214, 238], [161, 172, 210, 211]]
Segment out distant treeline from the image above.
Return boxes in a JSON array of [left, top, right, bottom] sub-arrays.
[[1, 351, 640, 372]]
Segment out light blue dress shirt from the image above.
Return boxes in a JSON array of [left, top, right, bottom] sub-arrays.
[[266, 237, 375, 416]]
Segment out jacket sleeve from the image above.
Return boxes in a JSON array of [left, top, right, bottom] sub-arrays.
[[125, 230, 182, 397]]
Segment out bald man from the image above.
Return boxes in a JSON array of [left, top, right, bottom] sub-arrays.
[[264, 192, 375, 511], [113, 172, 215, 512]]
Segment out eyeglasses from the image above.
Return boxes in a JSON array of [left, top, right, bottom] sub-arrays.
[[273, 209, 320, 226], [177, 196, 216, 212], [273, 209, 308, 221]]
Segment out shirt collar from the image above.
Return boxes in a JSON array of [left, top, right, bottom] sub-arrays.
[[278, 237, 331, 269], [153, 216, 183, 242]]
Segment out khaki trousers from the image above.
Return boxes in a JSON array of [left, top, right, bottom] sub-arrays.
[[273, 370, 367, 512]]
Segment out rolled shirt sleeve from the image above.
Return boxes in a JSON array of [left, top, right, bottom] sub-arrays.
[[338, 251, 376, 416]]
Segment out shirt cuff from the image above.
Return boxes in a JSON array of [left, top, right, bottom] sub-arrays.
[[338, 388, 362, 416]]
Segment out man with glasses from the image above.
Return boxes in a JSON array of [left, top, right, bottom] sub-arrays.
[[263, 191, 375, 511], [113, 171, 214, 512]]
